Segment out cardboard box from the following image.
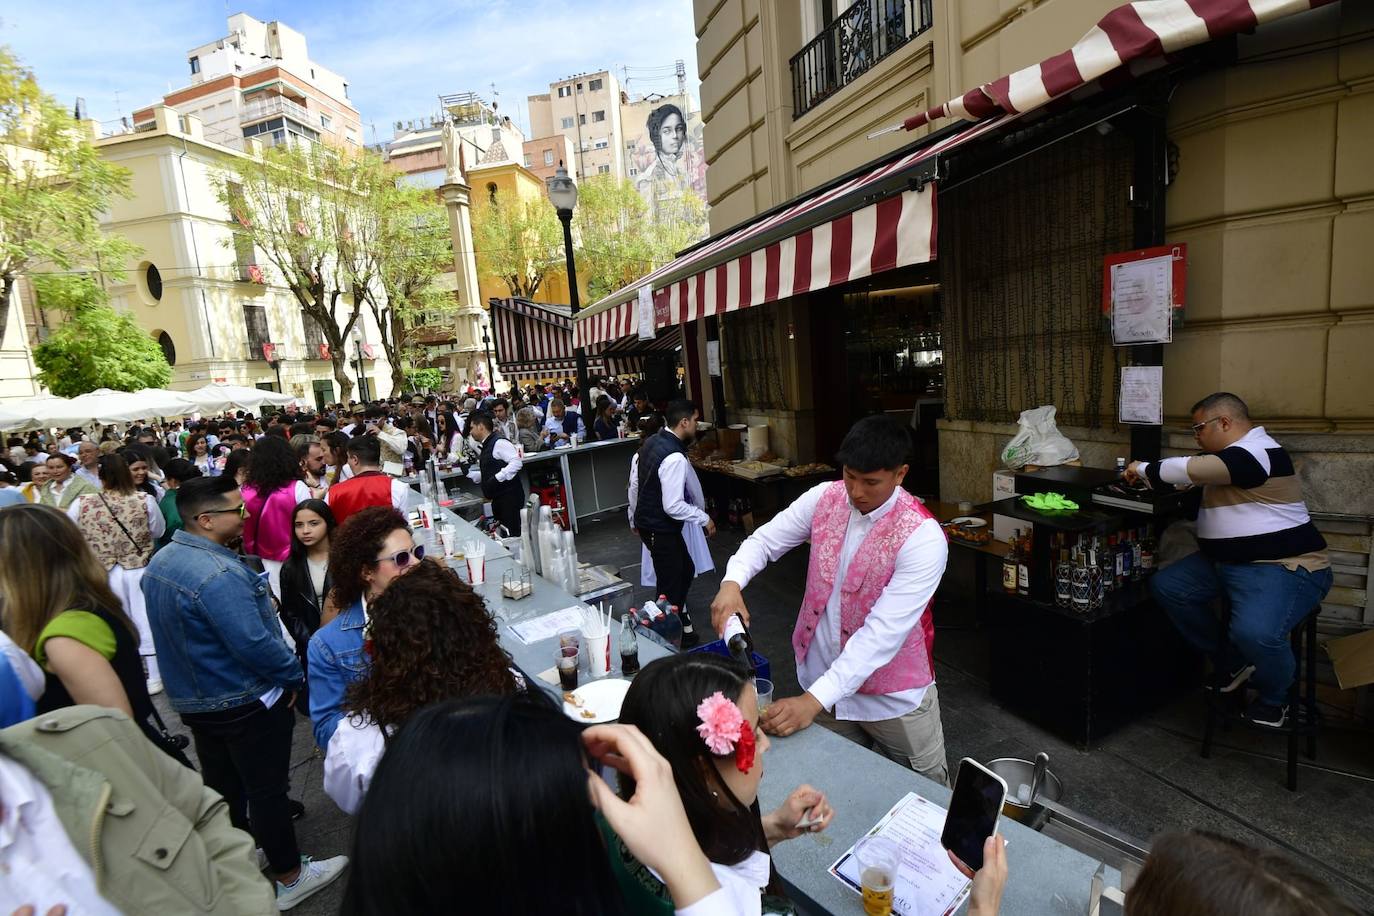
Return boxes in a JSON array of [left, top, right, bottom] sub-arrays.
[[1326, 628, 1374, 689], [992, 470, 1020, 544], [993, 513, 1020, 545]]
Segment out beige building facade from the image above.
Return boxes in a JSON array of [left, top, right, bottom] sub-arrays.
[[528, 71, 627, 179], [689, 0, 1371, 516]]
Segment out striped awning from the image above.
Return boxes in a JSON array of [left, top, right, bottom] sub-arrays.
[[600, 325, 683, 378], [491, 298, 605, 378], [889, 0, 1336, 133]]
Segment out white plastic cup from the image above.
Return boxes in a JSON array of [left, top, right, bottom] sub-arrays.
[[585, 629, 611, 678], [467, 542, 487, 585]]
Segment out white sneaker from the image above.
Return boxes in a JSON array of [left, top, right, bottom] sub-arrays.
[[256, 847, 268, 871], [146, 678, 164, 696], [275, 855, 348, 910]]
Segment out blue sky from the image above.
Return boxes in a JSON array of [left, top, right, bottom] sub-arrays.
[[1, 0, 700, 142]]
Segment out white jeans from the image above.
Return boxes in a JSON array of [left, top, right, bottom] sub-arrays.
[[109, 565, 158, 681]]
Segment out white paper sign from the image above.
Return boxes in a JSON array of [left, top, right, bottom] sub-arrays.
[[508, 606, 589, 645], [637, 286, 655, 340], [1119, 365, 1164, 425], [829, 792, 973, 916], [1110, 256, 1172, 345], [706, 340, 721, 377]]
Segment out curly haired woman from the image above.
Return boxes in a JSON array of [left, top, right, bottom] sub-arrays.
[[322, 560, 518, 814]]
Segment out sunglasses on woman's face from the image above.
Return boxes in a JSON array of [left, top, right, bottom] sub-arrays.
[[374, 544, 425, 568]]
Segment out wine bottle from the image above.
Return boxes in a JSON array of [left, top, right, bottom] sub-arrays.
[[1016, 529, 1032, 597], [722, 612, 757, 672], [1002, 529, 1020, 594]]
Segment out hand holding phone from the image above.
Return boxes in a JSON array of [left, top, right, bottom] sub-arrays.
[[940, 758, 1008, 873]]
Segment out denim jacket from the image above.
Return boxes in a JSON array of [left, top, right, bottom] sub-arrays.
[[141, 529, 304, 713], [307, 597, 369, 750]]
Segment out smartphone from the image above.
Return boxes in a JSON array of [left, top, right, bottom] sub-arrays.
[[940, 758, 1008, 872]]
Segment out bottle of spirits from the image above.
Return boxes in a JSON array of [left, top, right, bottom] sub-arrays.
[[1016, 528, 1032, 597], [1140, 525, 1156, 574], [1089, 539, 1107, 609], [1071, 544, 1091, 613], [1120, 530, 1133, 584], [1131, 528, 1144, 582], [1055, 538, 1072, 609], [1003, 530, 1020, 594]]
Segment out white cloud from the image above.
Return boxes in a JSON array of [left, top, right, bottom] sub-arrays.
[[1, 0, 700, 141]]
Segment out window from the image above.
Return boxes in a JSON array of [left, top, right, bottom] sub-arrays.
[[243, 304, 271, 360], [581, 141, 590, 151], [589, 78, 603, 91], [576, 83, 583, 93], [578, 114, 586, 126], [598, 165, 610, 174], [594, 138, 608, 150], [301, 311, 327, 350], [523, 153, 532, 167], [560, 116, 574, 130], [558, 86, 570, 98], [320, 114, 332, 129], [592, 110, 605, 123], [144, 264, 163, 301], [544, 149, 554, 166], [189, 56, 200, 75], [157, 331, 176, 367], [486, 182, 498, 203], [629, 167, 639, 176]]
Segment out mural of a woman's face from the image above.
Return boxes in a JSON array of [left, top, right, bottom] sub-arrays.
[[658, 112, 687, 158]]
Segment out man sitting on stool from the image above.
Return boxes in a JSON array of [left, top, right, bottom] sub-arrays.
[[1126, 392, 1332, 729], [467, 411, 525, 536]]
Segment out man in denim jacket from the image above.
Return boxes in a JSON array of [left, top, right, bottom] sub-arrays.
[[143, 475, 347, 909]]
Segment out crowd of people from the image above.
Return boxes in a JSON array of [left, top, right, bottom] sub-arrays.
[[0, 382, 1358, 915]]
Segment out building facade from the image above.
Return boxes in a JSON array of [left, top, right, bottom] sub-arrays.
[[522, 133, 576, 182], [94, 107, 394, 408], [528, 71, 628, 180], [683, 0, 1371, 516]]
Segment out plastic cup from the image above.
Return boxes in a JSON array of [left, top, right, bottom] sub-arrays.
[[585, 630, 611, 678], [466, 542, 486, 585], [557, 646, 579, 690], [557, 628, 581, 651], [854, 836, 901, 916], [753, 678, 774, 713]]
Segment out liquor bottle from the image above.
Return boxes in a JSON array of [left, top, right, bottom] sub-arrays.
[[1071, 544, 1091, 613], [618, 613, 640, 676], [722, 612, 757, 672], [1089, 539, 1107, 609], [1120, 530, 1133, 584], [1016, 528, 1032, 597], [1002, 529, 1020, 594], [1110, 534, 1124, 589], [1055, 537, 1072, 608], [1130, 529, 1144, 582], [1140, 525, 1156, 574]]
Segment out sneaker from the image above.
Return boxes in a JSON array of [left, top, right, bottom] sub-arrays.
[[275, 855, 348, 911], [256, 848, 268, 872], [1243, 699, 1288, 729], [146, 678, 164, 696], [1206, 664, 1255, 694]]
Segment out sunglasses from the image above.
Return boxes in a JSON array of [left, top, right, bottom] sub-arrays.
[[374, 544, 425, 568], [199, 503, 248, 519], [1189, 417, 1225, 435]]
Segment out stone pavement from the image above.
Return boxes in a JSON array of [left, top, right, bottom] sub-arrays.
[[156, 505, 1374, 914]]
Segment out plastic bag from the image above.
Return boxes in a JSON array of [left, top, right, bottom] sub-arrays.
[[1000, 406, 1079, 469]]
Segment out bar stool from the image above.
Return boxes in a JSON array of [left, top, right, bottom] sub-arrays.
[[1200, 606, 1320, 791]]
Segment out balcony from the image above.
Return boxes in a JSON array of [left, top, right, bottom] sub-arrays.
[[241, 94, 312, 127], [790, 0, 933, 118]]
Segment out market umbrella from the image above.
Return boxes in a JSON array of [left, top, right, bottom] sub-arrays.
[[0, 393, 71, 431], [131, 388, 201, 418], [185, 383, 295, 414], [29, 388, 170, 428]]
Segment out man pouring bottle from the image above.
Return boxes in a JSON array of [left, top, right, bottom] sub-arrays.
[[710, 415, 951, 785]]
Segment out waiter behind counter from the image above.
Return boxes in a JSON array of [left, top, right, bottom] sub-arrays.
[[465, 412, 526, 536], [711, 414, 951, 785]]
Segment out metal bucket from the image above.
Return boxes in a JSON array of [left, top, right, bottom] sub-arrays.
[[985, 757, 1064, 829]]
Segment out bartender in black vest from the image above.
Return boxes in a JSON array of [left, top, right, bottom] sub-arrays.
[[466, 411, 525, 535], [633, 399, 715, 646]]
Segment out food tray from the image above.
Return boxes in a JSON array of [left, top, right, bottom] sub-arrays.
[[731, 461, 784, 480]]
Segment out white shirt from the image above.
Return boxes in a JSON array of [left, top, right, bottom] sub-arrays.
[[543, 410, 586, 439], [66, 492, 167, 544], [323, 717, 388, 816], [656, 437, 710, 528], [466, 437, 523, 485], [650, 850, 771, 916], [628, 452, 714, 582], [0, 756, 122, 916], [0, 631, 44, 701], [724, 483, 947, 721], [75, 466, 102, 489]]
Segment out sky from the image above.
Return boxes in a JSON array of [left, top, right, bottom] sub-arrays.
[[0, 0, 701, 143]]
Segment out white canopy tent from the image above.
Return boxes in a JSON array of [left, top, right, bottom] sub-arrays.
[[0, 393, 70, 430], [25, 388, 198, 428], [183, 383, 296, 414]]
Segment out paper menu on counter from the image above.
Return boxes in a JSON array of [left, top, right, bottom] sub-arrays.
[[830, 792, 972, 916], [508, 606, 588, 645]]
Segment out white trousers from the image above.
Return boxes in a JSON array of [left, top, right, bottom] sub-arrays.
[[109, 565, 158, 682]]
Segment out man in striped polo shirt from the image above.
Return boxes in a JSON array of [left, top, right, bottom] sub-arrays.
[[1126, 393, 1332, 729]]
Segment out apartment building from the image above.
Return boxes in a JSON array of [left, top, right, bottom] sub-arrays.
[[130, 13, 362, 150], [522, 133, 576, 182], [527, 71, 627, 179]]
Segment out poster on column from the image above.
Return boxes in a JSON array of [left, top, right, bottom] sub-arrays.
[[638, 286, 655, 340], [1109, 255, 1172, 345], [1119, 365, 1164, 425]]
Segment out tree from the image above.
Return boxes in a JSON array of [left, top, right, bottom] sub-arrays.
[[573, 176, 707, 302], [215, 141, 364, 400], [471, 192, 562, 298], [0, 46, 138, 347], [31, 276, 171, 396]]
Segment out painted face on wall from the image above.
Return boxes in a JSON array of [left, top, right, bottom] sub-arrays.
[[658, 112, 687, 157]]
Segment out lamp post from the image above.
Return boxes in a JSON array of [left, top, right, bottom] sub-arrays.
[[481, 320, 495, 394], [546, 164, 588, 402], [352, 325, 369, 403], [266, 341, 283, 393]]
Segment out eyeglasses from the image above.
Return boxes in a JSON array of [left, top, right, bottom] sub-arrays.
[[198, 503, 248, 519], [374, 544, 426, 568], [1189, 417, 1225, 435]]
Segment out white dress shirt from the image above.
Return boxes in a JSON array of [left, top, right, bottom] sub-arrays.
[[0, 756, 122, 916], [323, 717, 388, 816], [723, 483, 947, 721], [543, 410, 586, 439], [649, 850, 771, 916], [656, 442, 711, 529], [466, 436, 523, 485], [628, 452, 713, 583], [75, 466, 102, 489]]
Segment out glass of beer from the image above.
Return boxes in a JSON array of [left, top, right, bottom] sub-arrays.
[[854, 836, 901, 916], [753, 678, 774, 714]]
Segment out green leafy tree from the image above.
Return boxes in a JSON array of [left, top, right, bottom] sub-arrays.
[[573, 176, 707, 301], [404, 366, 443, 392], [0, 46, 138, 348], [471, 192, 562, 298], [31, 276, 170, 396]]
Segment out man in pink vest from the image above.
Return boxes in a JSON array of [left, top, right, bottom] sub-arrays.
[[710, 415, 950, 784]]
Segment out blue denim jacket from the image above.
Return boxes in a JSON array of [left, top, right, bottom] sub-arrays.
[[141, 529, 304, 713], [307, 598, 369, 750]]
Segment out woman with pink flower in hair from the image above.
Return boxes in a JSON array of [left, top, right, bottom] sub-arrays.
[[615, 653, 835, 915]]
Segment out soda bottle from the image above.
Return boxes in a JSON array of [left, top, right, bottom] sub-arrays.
[[618, 614, 640, 675]]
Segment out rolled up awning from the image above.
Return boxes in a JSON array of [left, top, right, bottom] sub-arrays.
[[491, 297, 604, 380]]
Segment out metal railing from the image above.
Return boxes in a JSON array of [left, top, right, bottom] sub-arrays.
[[790, 0, 933, 118], [241, 94, 313, 127]]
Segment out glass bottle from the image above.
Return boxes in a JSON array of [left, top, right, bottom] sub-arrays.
[[1140, 524, 1156, 574], [618, 613, 640, 676], [1055, 539, 1072, 609], [1002, 529, 1020, 594], [1071, 545, 1091, 613], [1016, 528, 1032, 597]]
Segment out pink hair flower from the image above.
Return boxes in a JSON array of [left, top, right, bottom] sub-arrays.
[[696, 691, 745, 756]]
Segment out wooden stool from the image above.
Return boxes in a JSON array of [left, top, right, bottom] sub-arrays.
[[1200, 607, 1320, 791]]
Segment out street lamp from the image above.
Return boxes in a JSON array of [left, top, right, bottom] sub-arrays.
[[352, 325, 369, 403], [546, 163, 588, 402], [481, 320, 494, 394]]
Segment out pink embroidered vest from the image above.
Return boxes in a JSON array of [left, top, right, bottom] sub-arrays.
[[792, 481, 940, 695]]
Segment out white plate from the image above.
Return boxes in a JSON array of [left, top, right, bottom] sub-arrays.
[[563, 678, 631, 724], [947, 516, 987, 528]]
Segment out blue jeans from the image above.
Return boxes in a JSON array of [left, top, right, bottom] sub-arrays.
[[1150, 553, 1333, 705]]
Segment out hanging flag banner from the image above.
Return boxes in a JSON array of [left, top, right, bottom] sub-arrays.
[[638, 286, 656, 340]]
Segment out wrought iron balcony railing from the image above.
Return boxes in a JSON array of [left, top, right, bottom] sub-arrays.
[[790, 0, 933, 118]]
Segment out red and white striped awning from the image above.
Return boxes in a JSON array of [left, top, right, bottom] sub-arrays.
[[888, 0, 1337, 133], [491, 298, 605, 378]]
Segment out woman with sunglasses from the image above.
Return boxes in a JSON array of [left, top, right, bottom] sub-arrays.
[[307, 506, 422, 751], [66, 454, 167, 695]]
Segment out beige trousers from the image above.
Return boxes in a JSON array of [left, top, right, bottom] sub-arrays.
[[815, 682, 950, 787]]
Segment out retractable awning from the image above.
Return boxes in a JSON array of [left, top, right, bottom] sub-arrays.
[[490, 297, 605, 381], [574, 0, 1334, 351]]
